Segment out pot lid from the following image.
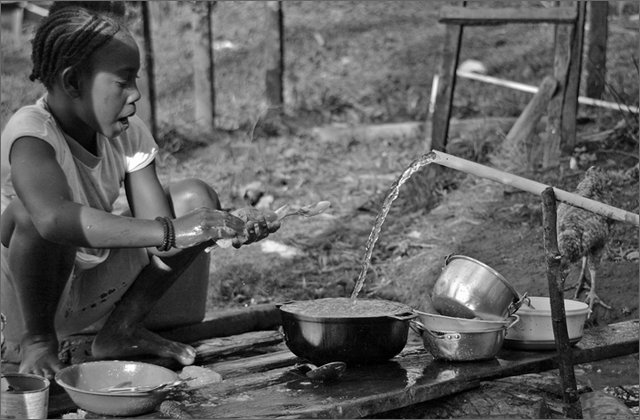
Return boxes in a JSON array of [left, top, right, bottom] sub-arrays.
[[279, 297, 412, 318]]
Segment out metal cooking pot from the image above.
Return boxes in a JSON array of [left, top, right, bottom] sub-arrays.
[[412, 316, 519, 361], [278, 298, 416, 366], [431, 255, 524, 320]]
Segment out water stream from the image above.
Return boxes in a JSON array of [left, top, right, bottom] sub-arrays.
[[351, 152, 435, 299]]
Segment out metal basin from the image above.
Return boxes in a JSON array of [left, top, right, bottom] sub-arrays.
[[55, 361, 178, 416], [413, 315, 519, 361], [279, 297, 416, 366], [431, 255, 522, 320]]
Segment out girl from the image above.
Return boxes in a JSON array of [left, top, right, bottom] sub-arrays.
[[0, 5, 279, 379]]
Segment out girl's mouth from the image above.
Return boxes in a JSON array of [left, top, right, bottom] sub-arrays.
[[118, 117, 130, 130]]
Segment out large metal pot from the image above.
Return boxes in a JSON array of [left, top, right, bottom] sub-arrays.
[[431, 255, 523, 320], [278, 297, 416, 366], [413, 315, 519, 361]]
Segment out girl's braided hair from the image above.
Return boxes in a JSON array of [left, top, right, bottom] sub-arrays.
[[29, 6, 122, 89]]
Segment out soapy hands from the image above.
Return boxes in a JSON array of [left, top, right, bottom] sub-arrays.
[[229, 207, 281, 248], [172, 207, 246, 249]]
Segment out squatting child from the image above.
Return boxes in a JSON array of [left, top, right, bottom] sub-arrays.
[[0, 4, 280, 379]]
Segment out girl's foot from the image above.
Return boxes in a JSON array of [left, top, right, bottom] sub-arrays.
[[19, 335, 66, 379], [92, 324, 196, 365]]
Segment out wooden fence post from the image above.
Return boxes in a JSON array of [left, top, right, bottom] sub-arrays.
[[192, 1, 216, 134], [428, 20, 463, 152], [140, 1, 158, 142], [585, 1, 608, 99], [541, 187, 582, 419], [561, 1, 586, 153], [264, 1, 284, 114]]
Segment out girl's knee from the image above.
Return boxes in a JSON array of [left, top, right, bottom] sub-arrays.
[[167, 178, 221, 216], [1, 199, 39, 247]]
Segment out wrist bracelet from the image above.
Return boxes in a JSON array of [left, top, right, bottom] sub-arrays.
[[155, 216, 176, 251]]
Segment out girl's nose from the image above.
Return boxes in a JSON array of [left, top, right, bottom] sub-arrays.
[[128, 82, 142, 104]]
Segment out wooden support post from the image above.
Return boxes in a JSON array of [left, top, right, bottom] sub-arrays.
[[561, 1, 586, 153], [140, 1, 158, 142], [192, 1, 216, 134], [264, 1, 284, 114], [544, 21, 571, 169], [429, 23, 463, 152], [585, 1, 608, 99], [541, 187, 581, 419]]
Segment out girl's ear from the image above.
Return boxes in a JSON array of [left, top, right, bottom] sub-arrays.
[[60, 67, 82, 98]]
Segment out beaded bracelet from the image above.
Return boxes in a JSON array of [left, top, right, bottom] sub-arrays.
[[155, 216, 176, 252]]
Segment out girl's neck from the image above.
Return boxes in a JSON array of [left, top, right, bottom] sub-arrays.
[[44, 93, 98, 155]]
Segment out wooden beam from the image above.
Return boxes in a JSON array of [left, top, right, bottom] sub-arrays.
[[439, 6, 577, 25]]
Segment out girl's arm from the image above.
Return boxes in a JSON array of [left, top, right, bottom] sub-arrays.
[[9, 137, 243, 249]]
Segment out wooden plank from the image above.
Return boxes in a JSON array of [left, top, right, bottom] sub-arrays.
[[179, 320, 638, 419], [192, 330, 284, 363], [208, 347, 300, 379], [439, 6, 577, 25], [49, 321, 637, 418]]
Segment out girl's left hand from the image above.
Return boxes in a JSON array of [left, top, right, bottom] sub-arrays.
[[230, 207, 281, 247]]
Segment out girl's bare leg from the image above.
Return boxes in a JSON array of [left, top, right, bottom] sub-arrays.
[[1, 200, 76, 378], [91, 179, 220, 365]]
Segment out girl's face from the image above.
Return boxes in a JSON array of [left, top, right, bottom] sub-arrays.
[[77, 31, 141, 140]]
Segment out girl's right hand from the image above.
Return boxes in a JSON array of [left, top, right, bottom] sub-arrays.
[[172, 207, 246, 249]]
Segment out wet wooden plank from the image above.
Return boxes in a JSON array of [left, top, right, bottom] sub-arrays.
[[170, 320, 639, 419], [208, 347, 300, 379], [50, 320, 638, 419]]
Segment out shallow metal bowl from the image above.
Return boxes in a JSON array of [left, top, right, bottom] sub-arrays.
[[55, 361, 178, 416]]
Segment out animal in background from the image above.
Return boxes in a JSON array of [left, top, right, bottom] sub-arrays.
[[557, 166, 614, 313]]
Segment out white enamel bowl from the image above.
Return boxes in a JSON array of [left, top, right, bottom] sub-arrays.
[[505, 296, 590, 350]]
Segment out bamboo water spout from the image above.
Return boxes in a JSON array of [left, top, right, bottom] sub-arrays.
[[427, 150, 639, 227]]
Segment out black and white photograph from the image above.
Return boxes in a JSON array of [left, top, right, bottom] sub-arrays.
[[1, 1, 638, 418]]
